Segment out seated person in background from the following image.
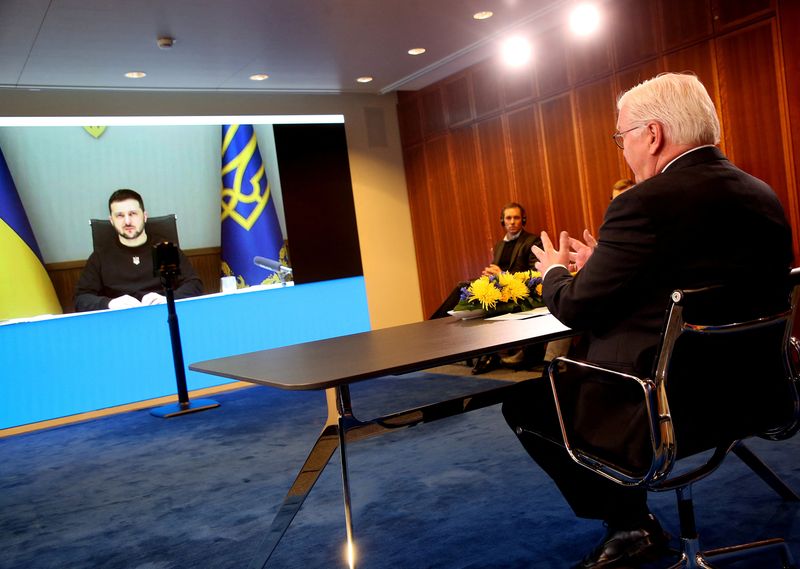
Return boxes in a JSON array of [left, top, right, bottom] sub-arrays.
[[472, 202, 544, 374], [481, 202, 540, 276], [611, 177, 634, 200], [74, 189, 203, 312]]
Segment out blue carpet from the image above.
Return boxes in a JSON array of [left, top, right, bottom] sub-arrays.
[[1, 372, 798, 569]]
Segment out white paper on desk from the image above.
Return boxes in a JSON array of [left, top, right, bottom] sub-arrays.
[[486, 306, 550, 321]]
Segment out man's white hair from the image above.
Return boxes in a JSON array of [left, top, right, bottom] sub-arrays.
[[617, 72, 720, 146]]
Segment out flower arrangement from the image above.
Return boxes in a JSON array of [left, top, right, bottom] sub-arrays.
[[454, 270, 545, 315]]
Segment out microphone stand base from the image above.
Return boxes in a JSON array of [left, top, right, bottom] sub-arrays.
[[150, 398, 220, 418]]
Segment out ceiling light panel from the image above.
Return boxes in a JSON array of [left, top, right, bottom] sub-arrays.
[[569, 3, 601, 36], [500, 37, 532, 67]]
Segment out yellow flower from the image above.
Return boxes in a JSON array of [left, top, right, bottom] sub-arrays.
[[467, 276, 502, 310], [457, 269, 544, 313], [514, 270, 541, 281], [500, 275, 530, 303], [497, 271, 517, 291]]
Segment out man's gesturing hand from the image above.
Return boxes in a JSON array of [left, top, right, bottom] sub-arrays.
[[532, 230, 570, 274]]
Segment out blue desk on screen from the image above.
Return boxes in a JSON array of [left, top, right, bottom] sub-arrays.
[[0, 277, 370, 429]]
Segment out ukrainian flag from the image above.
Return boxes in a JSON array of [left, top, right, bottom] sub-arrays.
[[0, 146, 62, 320], [220, 124, 287, 287]]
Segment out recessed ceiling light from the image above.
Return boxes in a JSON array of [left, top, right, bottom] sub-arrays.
[[356, 76, 373, 83], [124, 71, 146, 79], [473, 11, 493, 20], [569, 3, 601, 36], [408, 48, 426, 56], [249, 74, 269, 81], [156, 36, 175, 49]]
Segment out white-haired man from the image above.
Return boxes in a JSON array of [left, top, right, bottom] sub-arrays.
[[503, 73, 793, 568]]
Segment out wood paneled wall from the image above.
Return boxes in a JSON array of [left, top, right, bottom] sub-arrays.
[[46, 247, 222, 313], [397, 0, 799, 318]]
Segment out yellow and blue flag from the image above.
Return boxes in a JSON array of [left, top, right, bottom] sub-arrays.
[[0, 146, 62, 320], [221, 125, 287, 287]]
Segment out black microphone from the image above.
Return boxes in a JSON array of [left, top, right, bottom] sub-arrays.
[[253, 256, 293, 274]]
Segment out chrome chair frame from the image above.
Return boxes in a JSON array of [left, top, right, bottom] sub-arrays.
[[547, 269, 800, 569]]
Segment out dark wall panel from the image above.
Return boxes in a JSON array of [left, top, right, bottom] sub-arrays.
[[396, 94, 422, 147], [444, 75, 473, 127], [536, 27, 570, 98], [659, 0, 712, 49], [506, 105, 551, 235], [612, 0, 659, 69], [541, 95, 584, 238], [712, 0, 774, 30], [421, 89, 446, 138], [476, 116, 513, 229], [570, 32, 612, 86], [472, 60, 502, 119], [403, 143, 442, 315], [450, 125, 493, 277], [425, 135, 465, 297], [574, 79, 623, 233], [273, 124, 363, 284], [502, 65, 535, 109], [717, 22, 790, 212]]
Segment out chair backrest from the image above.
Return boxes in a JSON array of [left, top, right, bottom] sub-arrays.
[[90, 214, 179, 249], [548, 268, 800, 489]]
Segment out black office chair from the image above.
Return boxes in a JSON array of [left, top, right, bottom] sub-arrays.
[[546, 270, 800, 569], [429, 280, 471, 320], [90, 214, 179, 248]]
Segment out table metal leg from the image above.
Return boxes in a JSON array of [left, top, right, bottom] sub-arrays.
[[249, 380, 522, 568], [247, 389, 343, 569], [336, 385, 358, 569]]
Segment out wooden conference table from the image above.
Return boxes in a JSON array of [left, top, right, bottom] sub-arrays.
[[190, 311, 574, 568]]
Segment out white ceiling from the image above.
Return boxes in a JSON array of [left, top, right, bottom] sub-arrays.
[[0, 0, 571, 95]]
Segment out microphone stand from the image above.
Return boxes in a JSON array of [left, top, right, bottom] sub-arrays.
[[150, 243, 219, 418]]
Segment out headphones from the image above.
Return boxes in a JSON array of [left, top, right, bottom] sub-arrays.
[[500, 203, 527, 227]]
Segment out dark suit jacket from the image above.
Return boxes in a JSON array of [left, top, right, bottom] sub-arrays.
[[492, 229, 542, 273], [543, 146, 793, 451]]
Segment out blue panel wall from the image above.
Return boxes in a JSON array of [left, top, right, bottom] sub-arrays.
[[1, 277, 370, 429]]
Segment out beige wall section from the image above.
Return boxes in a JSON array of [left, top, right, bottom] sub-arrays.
[[0, 88, 423, 329]]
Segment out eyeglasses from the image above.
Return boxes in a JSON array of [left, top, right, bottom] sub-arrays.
[[611, 125, 642, 149]]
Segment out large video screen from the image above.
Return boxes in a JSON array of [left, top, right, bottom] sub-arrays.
[[0, 115, 363, 288]]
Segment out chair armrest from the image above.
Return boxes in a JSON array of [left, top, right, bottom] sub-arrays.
[[547, 357, 676, 487]]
